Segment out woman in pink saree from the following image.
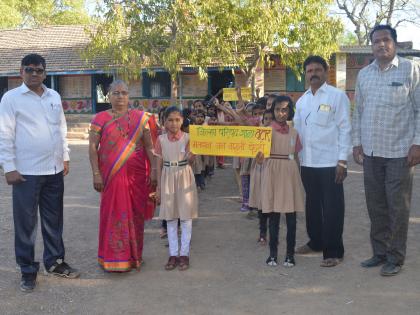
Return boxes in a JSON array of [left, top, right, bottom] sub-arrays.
[[89, 80, 157, 272]]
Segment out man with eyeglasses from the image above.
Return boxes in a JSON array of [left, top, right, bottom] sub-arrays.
[[0, 53, 79, 292]]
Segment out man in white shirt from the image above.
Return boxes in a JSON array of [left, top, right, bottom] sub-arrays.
[[0, 54, 79, 292], [293, 55, 352, 267]]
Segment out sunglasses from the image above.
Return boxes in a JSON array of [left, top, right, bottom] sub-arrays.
[[111, 91, 129, 96], [24, 67, 45, 75]]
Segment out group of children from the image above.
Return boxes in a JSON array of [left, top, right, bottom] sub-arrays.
[[154, 89, 305, 270]]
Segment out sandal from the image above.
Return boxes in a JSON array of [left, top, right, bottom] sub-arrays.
[[320, 258, 340, 267], [160, 228, 168, 239], [257, 237, 267, 246], [178, 256, 190, 271], [165, 256, 178, 270]]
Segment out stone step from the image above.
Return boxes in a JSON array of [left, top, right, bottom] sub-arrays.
[[65, 114, 93, 123], [67, 131, 89, 140], [67, 122, 91, 128], [68, 127, 89, 133]]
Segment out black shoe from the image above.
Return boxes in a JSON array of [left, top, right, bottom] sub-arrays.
[[45, 260, 80, 279], [360, 256, 386, 268], [20, 273, 37, 292], [283, 254, 295, 267], [380, 262, 402, 276], [266, 256, 278, 266]]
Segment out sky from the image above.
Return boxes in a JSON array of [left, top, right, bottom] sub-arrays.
[[85, 0, 420, 49], [380, 24, 420, 49]]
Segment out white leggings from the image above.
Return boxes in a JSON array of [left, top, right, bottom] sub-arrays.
[[167, 219, 192, 257]]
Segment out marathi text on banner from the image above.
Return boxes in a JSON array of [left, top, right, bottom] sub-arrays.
[[222, 87, 252, 101], [189, 125, 272, 158]]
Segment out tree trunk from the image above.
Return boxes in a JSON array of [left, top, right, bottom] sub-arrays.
[[170, 77, 178, 106]]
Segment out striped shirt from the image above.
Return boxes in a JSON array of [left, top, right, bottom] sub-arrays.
[[352, 55, 420, 158], [0, 84, 70, 175]]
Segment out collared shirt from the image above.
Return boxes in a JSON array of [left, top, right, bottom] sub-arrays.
[[352, 55, 420, 158], [271, 121, 303, 153], [293, 82, 352, 167], [167, 130, 183, 142], [154, 131, 187, 156], [0, 83, 70, 175]]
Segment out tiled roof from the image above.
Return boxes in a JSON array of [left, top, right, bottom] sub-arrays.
[[1, 25, 419, 76], [0, 25, 112, 76], [339, 42, 420, 55]]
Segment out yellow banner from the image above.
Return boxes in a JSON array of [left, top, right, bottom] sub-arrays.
[[190, 125, 272, 158], [223, 87, 252, 101]]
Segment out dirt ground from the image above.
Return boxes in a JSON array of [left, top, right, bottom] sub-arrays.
[[0, 143, 419, 315]]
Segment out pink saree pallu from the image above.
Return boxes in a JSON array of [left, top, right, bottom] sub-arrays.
[[91, 110, 155, 272]]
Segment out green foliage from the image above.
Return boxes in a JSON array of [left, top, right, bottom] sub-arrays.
[[0, 0, 90, 28], [338, 31, 358, 46], [0, 0, 23, 28], [85, 0, 343, 82]]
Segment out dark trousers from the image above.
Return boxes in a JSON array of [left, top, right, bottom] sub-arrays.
[[268, 212, 296, 258], [301, 167, 345, 259], [194, 173, 205, 188], [363, 156, 413, 265], [258, 210, 268, 238], [12, 173, 65, 274]]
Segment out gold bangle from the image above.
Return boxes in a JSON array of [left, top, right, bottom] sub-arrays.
[[338, 162, 347, 169], [93, 171, 100, 175]]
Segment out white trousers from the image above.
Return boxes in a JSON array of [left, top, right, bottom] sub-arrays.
[[167, 219, 192, 257]]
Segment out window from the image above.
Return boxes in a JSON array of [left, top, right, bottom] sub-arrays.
[[143, 71, 171, 98], [286, 67, 306, 92]]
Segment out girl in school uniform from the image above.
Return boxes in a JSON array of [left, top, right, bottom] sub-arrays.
[[155, 106, 198, 271], [249, 110, 273, 244], [256, 96, 304, 267]]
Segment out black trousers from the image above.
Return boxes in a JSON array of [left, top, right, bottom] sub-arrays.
[[12, 172, 65, 275], [258, 210, 268, 238], [301, 167, 345, 259], [268, 212, 296, 258]]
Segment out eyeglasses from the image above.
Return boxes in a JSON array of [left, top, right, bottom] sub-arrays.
[[23, 67, 45, 75], [111, 91, 129, 96]]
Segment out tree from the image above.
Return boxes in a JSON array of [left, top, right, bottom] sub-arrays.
[[338, 30, 358, 45], [0, 0, 90, 29], [197, 0, 343, 87], [0, 1, 20, 28], [335, 0, 420, 45], [86, 0, 342, 102]]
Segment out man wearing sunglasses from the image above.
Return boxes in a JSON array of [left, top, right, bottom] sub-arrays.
[[0, 53, 79, 292]]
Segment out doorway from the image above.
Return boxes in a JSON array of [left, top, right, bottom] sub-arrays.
[[208, 70, 234, 98], [93, 74, 114, 113], [0, 77, 7, 101]]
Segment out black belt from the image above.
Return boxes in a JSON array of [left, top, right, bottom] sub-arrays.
[[269, 154, 292, 160], [163, 160, 188, 167]]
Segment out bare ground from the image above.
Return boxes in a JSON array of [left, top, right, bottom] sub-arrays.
[[0, 144, 419, 315]]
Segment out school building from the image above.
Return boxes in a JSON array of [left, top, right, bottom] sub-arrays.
[[1, 25, 420, 116]]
